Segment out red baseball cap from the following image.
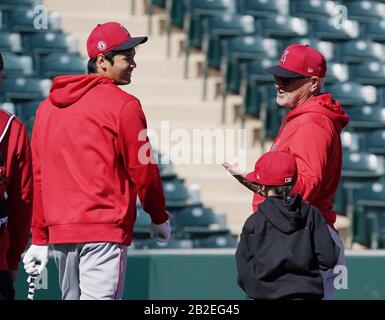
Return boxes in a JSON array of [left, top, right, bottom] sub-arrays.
[[246, 151, 298, 186], [265, 44, 327, 78], [86, 22, 148, 58]]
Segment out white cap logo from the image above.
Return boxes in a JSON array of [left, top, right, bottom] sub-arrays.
[[285, 177, 292, 183], [307, 67, 314, 73], [97, 41, 107, 51], [281, 50, 289, 64]]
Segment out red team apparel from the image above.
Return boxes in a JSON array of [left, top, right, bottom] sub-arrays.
[[252, 93, 349, 227], [31, 74, 168, 245], [0, 110, 33, 271]]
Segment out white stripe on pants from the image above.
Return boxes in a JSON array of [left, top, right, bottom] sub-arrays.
[[52, 242, 128, 300], [320, 225, 346, 300]]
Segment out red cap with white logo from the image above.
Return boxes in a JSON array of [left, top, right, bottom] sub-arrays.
[[265, 44, 327, 78], [86, 22, 148, 58], [246, 151, 298, 186]]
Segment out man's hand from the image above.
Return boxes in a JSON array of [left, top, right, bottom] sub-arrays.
[[222, 162, 245, 176], [23, 245, 49, 276], [150, 220, 171, 244]]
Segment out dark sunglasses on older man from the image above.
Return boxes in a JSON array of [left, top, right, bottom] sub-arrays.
[[274, 76, 308, 86]]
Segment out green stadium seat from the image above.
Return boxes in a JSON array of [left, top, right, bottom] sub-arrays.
[[339, 40, 383, 63], [263, 86, 287, 141], [14, 99, 41, 135], [172, 204, 228, 235], [350, 62, 385, 85], [324, 82, 377, 106], [135, 238, 194, 249], [150, 0, 166, 7], [335, 151, 385, 219], [204, 14, 256, 70], [0, 0, 39, 11], [38, 53, 87, 78], [7, 8, 61, 33], [365, 20, 385, 43], [133, 205, 151, 238], [0, 32, 22, 53], [2, 53, 33, 77], [202, 13, 256, 99], [289, 0, 334, 21], [162, 176, 191, 209], [342, 152, 385, 183], [2, 77, 51, 101], [167, 0, 184, 29], [344, 0, 385, 23], [193, 234, 238, 248], [238, 0, 289, 17], [183, 0, 236, 77], [260, 15, 308, 39], [220, 36, 279, 122], [341, 130, 361, 152], [239, 59, 274, 125], [165, 0, 185, 57], [313, 18, 360, 41], [325, 62, 349, 83], [0, 101, 16, 115], [154, 151, 177, 179], [366, 130, 385, 155], [146, 0, 167, 36], [352, 182, 385, 248], [346, 105, 385, 132], [22, 32, 78, 57]]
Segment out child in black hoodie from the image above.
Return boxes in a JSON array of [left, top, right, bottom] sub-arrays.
[[229, 151, 339, 300]]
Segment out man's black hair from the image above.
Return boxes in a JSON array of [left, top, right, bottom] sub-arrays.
[[87, 48, 135, 74], [87, 51, 118, 74]]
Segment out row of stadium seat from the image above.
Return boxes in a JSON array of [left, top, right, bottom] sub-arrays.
[[148, 0, 385, 249], [0, 0, 238, 250], [0, 31, 78, 55]]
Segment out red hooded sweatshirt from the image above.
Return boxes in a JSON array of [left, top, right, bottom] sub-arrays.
[[31, 74, 168, 245], [252, 93, 349, 228], [0, 110, 33, 271]]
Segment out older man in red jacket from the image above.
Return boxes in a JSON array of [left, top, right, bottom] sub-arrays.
[[0, 52, 33, 300], [224, 44, 349, 299], [23, 22, 170, 300]]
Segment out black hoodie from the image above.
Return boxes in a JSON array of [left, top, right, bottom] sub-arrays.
[[235, 194, 340, 300]]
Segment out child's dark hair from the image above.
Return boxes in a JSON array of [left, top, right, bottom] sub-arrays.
[[260, 185, 294, 201]]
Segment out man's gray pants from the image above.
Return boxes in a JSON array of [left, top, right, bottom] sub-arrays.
[[52, 242, 128, 300], [321, 226, 346, 300]]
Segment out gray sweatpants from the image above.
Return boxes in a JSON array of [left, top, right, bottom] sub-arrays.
[[320, 225, 346, 300], [52, 242, 128, 300]]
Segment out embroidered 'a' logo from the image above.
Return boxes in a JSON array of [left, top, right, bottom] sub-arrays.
[[281, 50, 289, 64]]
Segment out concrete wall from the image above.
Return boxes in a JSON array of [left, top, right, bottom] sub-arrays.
[[14, 249, 385, 300]]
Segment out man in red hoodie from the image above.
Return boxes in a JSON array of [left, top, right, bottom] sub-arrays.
[[23, 22, 171, 300], [0, 52, 33, 300], [225, 44, 349, 299]]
